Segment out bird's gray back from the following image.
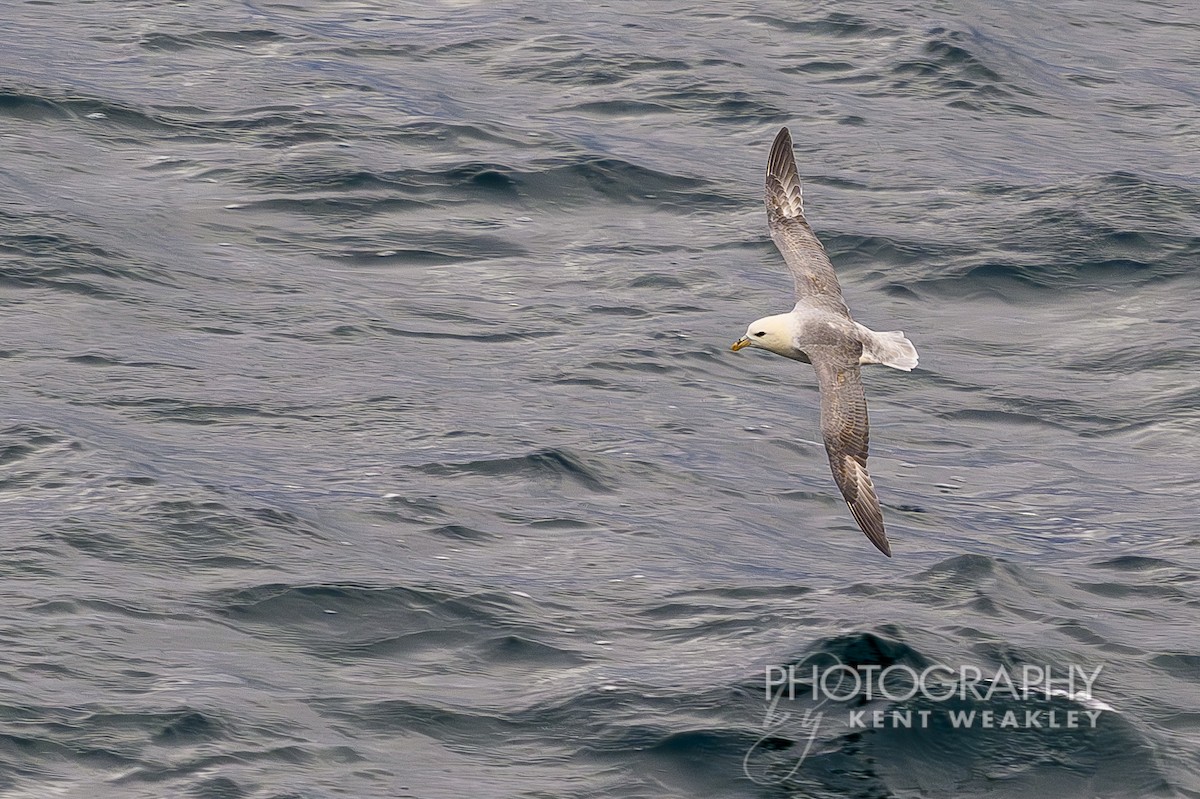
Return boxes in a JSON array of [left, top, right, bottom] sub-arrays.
[[791, 305, 864, 361]]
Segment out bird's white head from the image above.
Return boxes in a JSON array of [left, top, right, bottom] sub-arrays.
[[731, 313, 795, 357]]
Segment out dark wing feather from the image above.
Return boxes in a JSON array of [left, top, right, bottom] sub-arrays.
[[765, 127, 849, 314], [811, 353, 892, 557]]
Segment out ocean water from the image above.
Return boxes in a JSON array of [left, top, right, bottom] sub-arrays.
[[1, 1, 1198, 797]]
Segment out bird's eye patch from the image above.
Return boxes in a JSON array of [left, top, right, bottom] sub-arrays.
[[754, 331, 766, 337]]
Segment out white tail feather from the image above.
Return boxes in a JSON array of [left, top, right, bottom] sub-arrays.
[[857, 326, 919, 371]]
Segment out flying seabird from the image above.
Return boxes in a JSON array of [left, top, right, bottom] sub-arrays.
[[731, 127, 918, 557]]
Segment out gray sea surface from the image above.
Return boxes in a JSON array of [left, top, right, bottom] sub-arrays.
[[1, 1, 1198, 797]]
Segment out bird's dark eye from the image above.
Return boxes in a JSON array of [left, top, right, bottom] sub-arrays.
[[754, 331, 766, 337]]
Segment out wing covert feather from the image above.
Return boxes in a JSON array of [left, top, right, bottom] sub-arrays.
[[765, 128, 848, 313], [812, 355, 892, 557]]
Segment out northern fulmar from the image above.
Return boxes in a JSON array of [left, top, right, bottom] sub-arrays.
[[731, 127, 917, 557]]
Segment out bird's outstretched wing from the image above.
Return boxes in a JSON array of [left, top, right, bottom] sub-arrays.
[[765, 127, 848, 314], [811, 351, 892, 557]]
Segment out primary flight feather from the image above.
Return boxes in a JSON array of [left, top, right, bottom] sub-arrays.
[[731, 127, 917, 557]]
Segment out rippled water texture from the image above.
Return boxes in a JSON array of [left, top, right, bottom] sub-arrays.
[[1, 1, 1198, 797]]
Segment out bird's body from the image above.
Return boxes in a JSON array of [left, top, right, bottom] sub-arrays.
[[750, 305, 918, 370], [732, 127, 917, 557]]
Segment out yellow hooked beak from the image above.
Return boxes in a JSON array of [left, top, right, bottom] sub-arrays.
[[731, 337, 751, 351]]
